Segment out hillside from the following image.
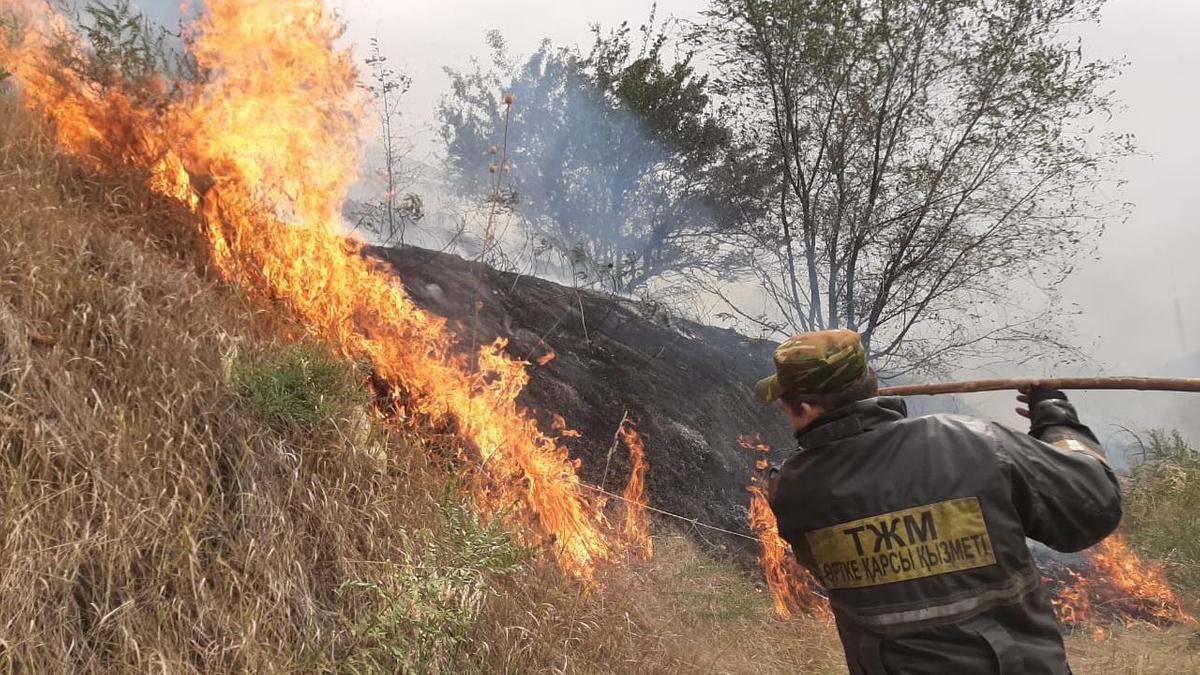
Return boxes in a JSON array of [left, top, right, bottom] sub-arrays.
[[367, 244, 791, 552]]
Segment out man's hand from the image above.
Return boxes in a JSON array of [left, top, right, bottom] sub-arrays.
[[1016, 385, 1069, 419]]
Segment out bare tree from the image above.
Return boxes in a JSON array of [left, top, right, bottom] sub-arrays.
[[351, 38, 423, 246], [700, 0, 1132, 376]]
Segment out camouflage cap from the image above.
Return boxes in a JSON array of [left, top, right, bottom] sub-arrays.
[[754, 329, 868, 404]]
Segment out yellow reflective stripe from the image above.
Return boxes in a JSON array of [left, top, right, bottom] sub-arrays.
[[1051, 438, 1092, 453], [1050, 438, 1109, 464], [804, 497, 997, 590]]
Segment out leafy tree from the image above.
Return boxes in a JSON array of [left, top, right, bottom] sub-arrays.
[[700, 0, 1131, 375], [68, 0, 200, 94], [439, 25, 766, 293]]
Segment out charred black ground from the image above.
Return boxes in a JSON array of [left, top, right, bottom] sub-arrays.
[[367, 245, 792, 552], [365, 245, 970, 557]]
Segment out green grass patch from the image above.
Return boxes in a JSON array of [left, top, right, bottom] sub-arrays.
[[668, 553, 774, 624], [233, 343, 368, 429]]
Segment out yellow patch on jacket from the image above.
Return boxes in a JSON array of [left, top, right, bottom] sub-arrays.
[[805, 497, 997, 589]]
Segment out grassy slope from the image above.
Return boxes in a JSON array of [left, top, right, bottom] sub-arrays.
[[0, 98, 845, 673], [0, 96, 441, 670], [0, 98, 1195, 673]]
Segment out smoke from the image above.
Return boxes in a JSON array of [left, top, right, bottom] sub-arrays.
[[958, 0, 1200, 454], [440, 33, 723, 296], [128, 0, 1199, 452]]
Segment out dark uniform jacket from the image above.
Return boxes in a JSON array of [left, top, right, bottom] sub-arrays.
[[768, 396, 1121, 675]]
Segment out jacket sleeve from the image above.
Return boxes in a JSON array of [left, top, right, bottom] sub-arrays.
[[989, 400, 1122, 553]]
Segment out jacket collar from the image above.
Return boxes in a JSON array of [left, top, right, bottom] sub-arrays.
[[795, 397, 908, 449]]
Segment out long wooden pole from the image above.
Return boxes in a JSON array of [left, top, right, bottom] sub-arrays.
[[879, 376, 1200, 397]]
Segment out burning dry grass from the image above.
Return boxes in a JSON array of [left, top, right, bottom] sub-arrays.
[[3, 0, 611, 580], [0, 87, 843, 673], [0, 97, 436, 670], [618, 417, 652, 560]]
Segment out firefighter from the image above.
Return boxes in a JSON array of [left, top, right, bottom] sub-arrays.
[[756, 329, 1121, 675]]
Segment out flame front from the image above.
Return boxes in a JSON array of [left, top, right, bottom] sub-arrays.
[[740, 434, 830, 618], [1051, 534, 1191, 628], [1047, 568, 1093, 628], [747, 483, 831, 619], [2, 0, 609, 578], [618, 418, 653, 559]]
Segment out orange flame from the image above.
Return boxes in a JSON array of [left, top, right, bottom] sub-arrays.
[[747, 483, 831, 619], [1047, 568, 1093, 628], [737, 433, 771, 454], [1051, 534, 1192, 628], [740, 433, 829, 618], [2, 0, 610, 579], [618, 418, 653, 559], [537, 350, 556, 366], [1088, 535, 1189, 622], [550, 413, 581, 438]]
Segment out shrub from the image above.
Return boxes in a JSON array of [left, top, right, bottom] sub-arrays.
[[338, 501, 530, 673]]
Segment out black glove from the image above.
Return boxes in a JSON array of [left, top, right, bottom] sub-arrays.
[[1018, 386, 1099, 445], [1026, 385, 1068, 408], [1016, 385, 1067, 422]]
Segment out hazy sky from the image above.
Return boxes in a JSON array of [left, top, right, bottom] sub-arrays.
[[140, 0, 1198, 444], [328, 0, 1198, 355], [338, 0, 1199, 439]]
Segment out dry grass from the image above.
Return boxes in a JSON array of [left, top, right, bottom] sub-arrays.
[[1, 94, 1197, 674], [475, 534, 844, 674], [1067, 625, 1200, 674]]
